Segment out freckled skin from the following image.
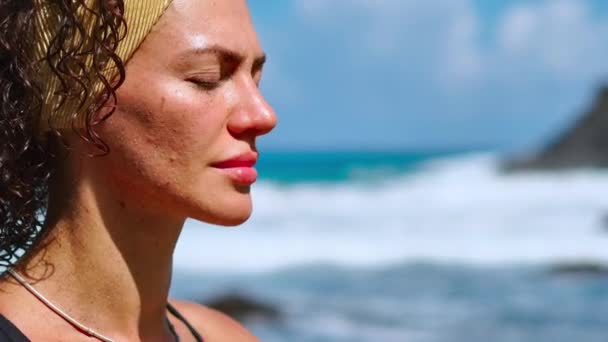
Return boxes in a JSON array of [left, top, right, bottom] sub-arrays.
[[91, 0, 277, 226]]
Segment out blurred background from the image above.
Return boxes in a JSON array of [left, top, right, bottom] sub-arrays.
[[170, 1, 608, 341]]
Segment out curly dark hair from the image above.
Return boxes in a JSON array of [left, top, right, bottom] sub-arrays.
[[0, 0, 127, 268]]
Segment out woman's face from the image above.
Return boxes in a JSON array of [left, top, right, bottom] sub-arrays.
[[88, 0, 276, 226]]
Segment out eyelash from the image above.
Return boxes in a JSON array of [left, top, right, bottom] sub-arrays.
[[188, 68, 263, 91], [188, 78, 221, 91]]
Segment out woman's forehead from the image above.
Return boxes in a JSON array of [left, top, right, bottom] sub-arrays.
[[151, 0, 263, 59]]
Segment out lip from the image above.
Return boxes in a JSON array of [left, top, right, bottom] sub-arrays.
[[211, 151, 258, 168], [211, 151, 258, 185]]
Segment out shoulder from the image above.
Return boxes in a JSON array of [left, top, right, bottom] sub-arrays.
[[169, 299, 260, 342]]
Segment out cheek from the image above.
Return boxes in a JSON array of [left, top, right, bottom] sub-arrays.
[[95, 84, 224, 206], [117, 85, 221, 158]]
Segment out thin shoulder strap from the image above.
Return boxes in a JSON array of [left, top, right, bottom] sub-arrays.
[[166, 303, 204, 342]]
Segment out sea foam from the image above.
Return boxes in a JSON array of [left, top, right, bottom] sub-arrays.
[[174, 153, 608, 273]]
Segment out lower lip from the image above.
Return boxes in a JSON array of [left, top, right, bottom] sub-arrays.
[[214, 167, 258, 185]]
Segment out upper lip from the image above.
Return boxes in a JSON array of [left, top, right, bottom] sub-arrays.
[[211, 151, 258, 168]]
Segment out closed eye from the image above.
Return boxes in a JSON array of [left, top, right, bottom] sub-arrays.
[[188, 71, 222, 90]]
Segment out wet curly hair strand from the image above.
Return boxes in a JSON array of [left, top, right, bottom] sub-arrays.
[[0, 0, 127, 268]]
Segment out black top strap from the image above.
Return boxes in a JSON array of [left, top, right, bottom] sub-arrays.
[[0, 315, 29, 342], [166, 303, 205, 342]]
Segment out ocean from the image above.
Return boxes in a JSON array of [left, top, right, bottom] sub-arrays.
[[170, 151, 608, 342]]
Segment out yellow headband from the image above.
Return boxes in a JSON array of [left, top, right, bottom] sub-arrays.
[[33, 0, 173, 133]]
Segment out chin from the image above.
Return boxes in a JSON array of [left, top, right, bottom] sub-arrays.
[[213, 209, 252, 226], [191, 195, 253, 227]]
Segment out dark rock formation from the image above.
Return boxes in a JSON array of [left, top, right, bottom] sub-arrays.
[[548, 261, 608, 277], [504, 86, 608, 171], [203, 293, 281, 322]]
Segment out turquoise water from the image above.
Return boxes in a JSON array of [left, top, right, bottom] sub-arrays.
[[256, 150, 466, 183]]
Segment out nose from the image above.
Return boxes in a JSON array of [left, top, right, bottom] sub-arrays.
[[227, 79, 277, 138]]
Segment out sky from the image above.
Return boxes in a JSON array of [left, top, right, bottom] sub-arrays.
[[249, 0, 608, 152]]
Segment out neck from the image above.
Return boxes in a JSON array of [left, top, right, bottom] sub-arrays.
[[12, 160, 186, 341]]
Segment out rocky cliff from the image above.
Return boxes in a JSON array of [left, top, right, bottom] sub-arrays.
[[505, 86, 608, 171]]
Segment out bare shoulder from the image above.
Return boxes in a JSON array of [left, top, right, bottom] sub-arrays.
[[169, 299, 260, 342]]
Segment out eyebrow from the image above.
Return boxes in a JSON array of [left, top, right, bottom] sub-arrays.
[[179, 44, 267, 69]]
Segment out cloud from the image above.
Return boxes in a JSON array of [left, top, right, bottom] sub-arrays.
[[295, 0, 484, 84], [295, 0, 607, 86], [496, 0, 608, 80]]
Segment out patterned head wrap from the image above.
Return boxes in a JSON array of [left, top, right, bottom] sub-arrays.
[[33, 0, 173, 133]]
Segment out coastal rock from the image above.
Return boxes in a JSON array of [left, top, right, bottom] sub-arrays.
[[548, 262, 608, 277], [504, 86, 608, 171], [204, 293, 281, 322]]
